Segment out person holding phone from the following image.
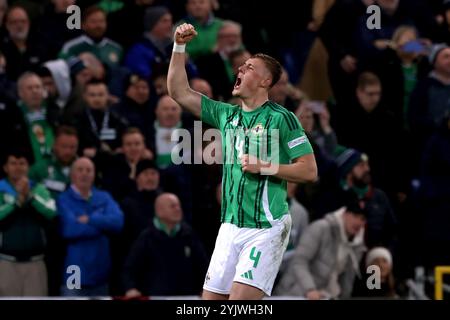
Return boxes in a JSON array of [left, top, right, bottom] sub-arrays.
[[295, 100, 338, 160], [368, 25, 430, 128]]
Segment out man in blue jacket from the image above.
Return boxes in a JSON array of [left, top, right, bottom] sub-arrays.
[[125, 6, 197, 80], [58, 157, 124, 297]]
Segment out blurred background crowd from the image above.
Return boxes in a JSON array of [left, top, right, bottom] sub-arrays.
[[0, 0, 449, 299]]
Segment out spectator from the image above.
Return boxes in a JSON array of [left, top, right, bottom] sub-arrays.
[[334, 147, 397, 250], [152, 95, 186, 169], [176, 0, 223, 61], [419, 114, 450, 269], [286, 182, 310, 253], [123, 193, 208, 298], [229, 48, 251, 77], [125, 6, 199, 80], [354, 0, 438, 66], [38, 59, 72, 110], [0, 150, 57, 296], [353, 247, 398, 298], [0, 94, 32, 176], [0, 50, 17, 103], [274, 191, 367, 299], [369, 26, 430, 127], [38, 0, 82, 59], [59, 6, 123, 69], [107, 0, 154, 50], [28, 124, 79, 296], [150, 95, 193, 220], [63, 53, 103, 121], [0, 0, 7, 39], [278, 182, 309, 276], [297, 0, 335, 101], [16, 72, 60, 164], [437, 0, 450, 45], [120, 159, 162, 248], [77, 52, 106, 81], [74, 79, 128, 158], [190, 78, 214, 98], [269, 67, 304, 112], [191, 140, 222, 256], [408, 44, 450, 144], [335, 72, 404, 195], [112, 74, 156, 143], [58, 157, 124, 296], [296, 100, 338, 160], [109, 158, 162, 294], [195, 20, 243, 100], [320, 0, 374, 104], [29, 125, 78, 198], [1, 6, 48, 80], [152, 71, 168, 97], [101, 128, 153, 200]]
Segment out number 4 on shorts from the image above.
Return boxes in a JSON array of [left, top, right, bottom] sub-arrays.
[[250, 247, 261, 268]]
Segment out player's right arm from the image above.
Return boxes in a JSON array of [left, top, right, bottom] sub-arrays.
[[167, 23, 202, 118]]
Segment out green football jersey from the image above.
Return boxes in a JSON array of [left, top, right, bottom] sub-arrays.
[[59, 35, 123, 68], [201, 96, 313, 229]]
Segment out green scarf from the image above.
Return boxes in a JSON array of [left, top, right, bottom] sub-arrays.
[[340, 180, 369, 199], [18, 101, 54, 163]]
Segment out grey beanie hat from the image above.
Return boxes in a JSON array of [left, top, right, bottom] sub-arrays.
[[144, 6, 170, 32], [429, 43, 450, 66]]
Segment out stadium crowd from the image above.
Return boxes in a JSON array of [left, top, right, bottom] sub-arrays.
[[0, 0, 449, 299]]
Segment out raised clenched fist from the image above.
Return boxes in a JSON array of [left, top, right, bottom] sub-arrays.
[[174, 23, 198, 45]]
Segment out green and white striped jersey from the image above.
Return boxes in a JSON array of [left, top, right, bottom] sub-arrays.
[[201, 96, 313, 228]]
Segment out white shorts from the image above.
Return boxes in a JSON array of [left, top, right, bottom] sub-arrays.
[[203, 214, 292, 296]]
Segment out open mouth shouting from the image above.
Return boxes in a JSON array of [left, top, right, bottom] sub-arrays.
[[234, 76, 242, 90]]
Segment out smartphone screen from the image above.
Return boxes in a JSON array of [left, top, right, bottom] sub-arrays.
[[401, 40, 426, 54]]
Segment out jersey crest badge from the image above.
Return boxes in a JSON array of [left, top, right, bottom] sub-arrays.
[[251, 123, 264, 135]]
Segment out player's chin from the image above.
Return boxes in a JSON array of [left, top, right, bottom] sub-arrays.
[[231, 89, 241, 97]]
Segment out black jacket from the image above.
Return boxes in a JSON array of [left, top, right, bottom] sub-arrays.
[[408, 75, 450, 139], [420, 122, 450, 242], [99, 153, 137, 201], [320, 0, 367, 63], [367, 48, 430, 125], [122, 222, 208, 296], [36, 4, 82, 59], [1, 33, 49, 81], [112, 96, 156, 147], [335, 101, 405, 194], [120, 189, 162, 245], [0, 97, 32, 169], [75, 107, 128, 153], [0, 182, 57, 260]]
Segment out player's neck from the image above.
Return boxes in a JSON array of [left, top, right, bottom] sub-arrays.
[[241, 94, 269, 112]]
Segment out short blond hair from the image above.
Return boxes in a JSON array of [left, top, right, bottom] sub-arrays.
[[392, 25, 418, 46]]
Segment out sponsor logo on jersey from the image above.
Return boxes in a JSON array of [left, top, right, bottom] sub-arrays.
[[288, 135, 308, 149]]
